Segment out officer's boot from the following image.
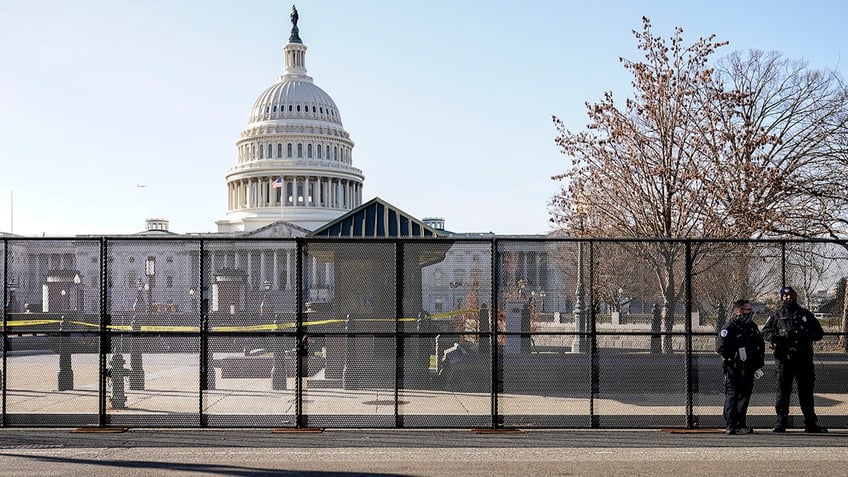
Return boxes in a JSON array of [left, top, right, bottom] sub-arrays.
[[772, 417, 788, 433], [804, 422, 828, 433]]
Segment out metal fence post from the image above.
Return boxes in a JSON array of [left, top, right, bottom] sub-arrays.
[[684, 240, 695, 429]]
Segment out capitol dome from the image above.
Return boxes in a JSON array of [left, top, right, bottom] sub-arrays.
[[217, 6, 365, 234], [249, 80, 342, 126]]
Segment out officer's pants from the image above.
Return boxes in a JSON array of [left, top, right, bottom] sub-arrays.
[[774, 351, 817, 425], [724, 365, 755, 428]]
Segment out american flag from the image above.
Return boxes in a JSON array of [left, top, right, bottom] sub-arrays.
[[272, 177, 283, 189]]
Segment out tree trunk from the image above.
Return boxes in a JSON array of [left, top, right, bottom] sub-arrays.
[[841, 276, 848, 352], [661, 262, 676, 354]]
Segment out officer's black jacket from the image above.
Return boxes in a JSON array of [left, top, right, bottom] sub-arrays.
[[762, 303, 823, 354], [716, 317, 765, 370]]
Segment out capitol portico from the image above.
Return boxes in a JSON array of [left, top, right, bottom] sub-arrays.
[[216, 6, 364, 234]]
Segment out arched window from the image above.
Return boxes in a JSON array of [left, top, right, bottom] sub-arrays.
[[267, 144, 272, 158], [297, 105, 301, 112], [334, 146, 338, 160], [287, 143, 293, 158], [288, 105, 292, 112], [317, 144, 322, 159], [297, 143, 303, 158], [277, 143, 282, 157], [307, 144, 312, 158], [259, 146, 264, 159], [325, 145, 330, 158]]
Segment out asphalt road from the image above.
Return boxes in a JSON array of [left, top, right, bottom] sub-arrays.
[[0, 428, 846, 476]]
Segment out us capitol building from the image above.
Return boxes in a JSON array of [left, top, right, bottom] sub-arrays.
[[215, 6, 364, 234]]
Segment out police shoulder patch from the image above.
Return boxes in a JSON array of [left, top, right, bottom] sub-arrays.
[[720, 329, 728, 337]]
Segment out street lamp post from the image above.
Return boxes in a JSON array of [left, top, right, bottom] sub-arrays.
[[128, 279, 146, 390], [6, 280, 18, 312], [57, 313, 74, 391], [109, 281, 138, 408], [189, 287, 197, 313], [539, 290, 546, 313], [73, 273, 83, 312], [129, 257, 155, 391], [265, 279, 288, 391], [260, 279, 270, 315]]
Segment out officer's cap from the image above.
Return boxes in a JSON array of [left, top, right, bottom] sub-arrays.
[[779, 286, 797, 297]]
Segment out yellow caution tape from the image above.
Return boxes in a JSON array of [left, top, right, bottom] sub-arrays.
[[70, 320, 100, 328], [2, 307, 481, 332], [140, 326, 201, 332], [5, 319, 62, 326]]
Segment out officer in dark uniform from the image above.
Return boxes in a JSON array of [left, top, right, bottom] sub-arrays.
[[762, 286, 828, 433], [716, 299, 765, 434]]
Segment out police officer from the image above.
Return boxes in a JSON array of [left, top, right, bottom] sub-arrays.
[[716, 299, 765, 434], [762, 286, 828, 433]]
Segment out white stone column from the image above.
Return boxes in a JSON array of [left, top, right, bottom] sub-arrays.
[[325, 262, 332, 289], [249, 179, 254, 208], [285, 250, 292, 290], [273, 251, 279, 290]]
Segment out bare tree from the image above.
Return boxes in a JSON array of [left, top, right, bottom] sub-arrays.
[[552, 18, 731, 352], [551, 18, 848, 352], [704, 51, 848, 239]]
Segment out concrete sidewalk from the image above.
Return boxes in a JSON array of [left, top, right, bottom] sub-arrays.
[[4, 352, 848, 430], [0, 428, 847, 476]]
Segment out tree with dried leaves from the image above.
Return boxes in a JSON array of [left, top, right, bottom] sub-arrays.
[[551, 17, 848, 353]]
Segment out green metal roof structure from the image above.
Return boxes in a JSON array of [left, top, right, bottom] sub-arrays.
[[309, 197, 443, 237]]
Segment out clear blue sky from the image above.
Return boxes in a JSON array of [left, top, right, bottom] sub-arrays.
[[1, 0, 845, 236]]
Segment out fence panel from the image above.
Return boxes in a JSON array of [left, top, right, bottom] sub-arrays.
[[399, 240, 493, 428], [202, 239, 296, 427], [1, 236, 846, 428], [300, 240, 396, 428], [495, 239, 585, 427], [4, 239, 101, 426], [102, 239, 201, 427]]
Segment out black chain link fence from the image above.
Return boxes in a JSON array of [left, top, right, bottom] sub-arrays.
[[1, 237, 846, 428]]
